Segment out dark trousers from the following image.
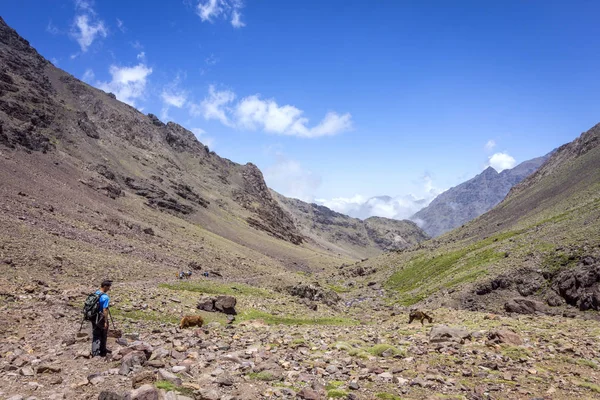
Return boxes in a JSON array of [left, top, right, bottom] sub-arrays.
[[91, 316, 108, 357]]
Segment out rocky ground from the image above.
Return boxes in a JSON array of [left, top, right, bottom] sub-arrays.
[[1, 278, 600, 400]]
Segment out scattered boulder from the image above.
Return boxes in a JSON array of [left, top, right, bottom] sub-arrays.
[[429, 325, 472, 344], [487, 329, 523, 345], [99, 392, 125, 400], [288, 283, 340, 307], [125, 384, 159, 400], [504, 298, 548, 315], [131, 370, 156, 389], [158, 369, 182, 386], [196, 295, 237, 315]]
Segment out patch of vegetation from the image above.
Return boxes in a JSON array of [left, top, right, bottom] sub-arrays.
[[247, 371, 280, 381], [367, 344, 405, 357], [155, 381, 176, 391], [326, 389, 348, 398], [325, 381, 344, 390], [327, 284, 352, 293], [154, 381, 194, 396], [542, 250, 582, 274], [291, 338, 306, 347], [577, 359, 599, 370], [376, 393, 403, 400], [387, 244, 506, 305], [237, 309, 359, 326], [578, 381, 600, 394], [160, 280, 273, 298], [501, 346, 531, 360]]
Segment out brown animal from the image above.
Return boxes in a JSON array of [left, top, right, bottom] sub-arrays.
[[408, 310, 433, 325], [179, 315, 204, 329]]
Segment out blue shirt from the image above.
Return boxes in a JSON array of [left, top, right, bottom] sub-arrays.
[[95, 290, 110, 311]]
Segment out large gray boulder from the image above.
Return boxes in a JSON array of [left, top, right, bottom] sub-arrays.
[[429, 325, 472, 344], [504, 298, 547, 314]]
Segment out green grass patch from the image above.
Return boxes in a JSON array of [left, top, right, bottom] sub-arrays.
[[367, 344, 405, 357], [501, 346, 531, 360], [247, 371, 280, 381], [578, 381, 600, 393], [386, 230, 518, 305], [237, 309, 359, 326], [154, 381, 194, 396], [326, 389, 347, 398], [327, 284, 352, 293], [577, 359, 599, 369], [160, 280, 273, 298], [325, 381, 344, 390]]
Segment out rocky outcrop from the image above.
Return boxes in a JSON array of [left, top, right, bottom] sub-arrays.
[[552, 259, 600, 311], [429, 325, 472, 344], [504, 298, 548, 315], [197, 295, 237, 315], [287, 283, 340, 307], [235, 164, 304, 245]]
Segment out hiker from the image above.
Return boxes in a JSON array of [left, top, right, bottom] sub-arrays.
[[203, 271, 209, 278], [186, 270, 192, 279], [91, 279, 112, 357], [178, 271, 184, 279]]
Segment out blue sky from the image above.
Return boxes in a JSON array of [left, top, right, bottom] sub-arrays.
[[3, 0, 600, 219]]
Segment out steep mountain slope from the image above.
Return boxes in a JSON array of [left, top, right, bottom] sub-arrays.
[[336, 124, 600, 313], [412, 154, 550, 237], [272, 191, 429, 258], [0, 16, 356, 289]]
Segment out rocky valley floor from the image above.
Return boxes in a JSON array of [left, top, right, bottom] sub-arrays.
[[1, 278, 600, 400]]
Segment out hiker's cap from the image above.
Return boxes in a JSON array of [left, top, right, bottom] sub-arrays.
[[101, 279, 113, 287]]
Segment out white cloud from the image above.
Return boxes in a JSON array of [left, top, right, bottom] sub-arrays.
[[136, 52, 146, 62], [264, 155, 322, 202], [116, 18, 125, 32], [72, 14, 107, 52], [316, 175, 444, 221], [196, 0, 246, 27], [47, 20, 60, 35], [161, 92, 187, 108], [484, 139, 496, 151], [75, 0, 95, 13], [488, 152, 516, 172], [231, 10, 245, 28], [82, 68, 95, 83], [205, 54, 218, 66], [51, 57, 59, 66], [96, 64, 152, 106], [190, 85, 236, 126], [193, 86, 353, 138]]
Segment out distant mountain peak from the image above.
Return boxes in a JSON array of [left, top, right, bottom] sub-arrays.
[[412, 153, 551, 237]]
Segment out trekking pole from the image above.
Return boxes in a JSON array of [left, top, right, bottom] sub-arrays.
[[108, 307, 118, 332]]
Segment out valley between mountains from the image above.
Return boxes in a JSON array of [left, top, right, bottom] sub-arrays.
[[1, 16, 600, 400]]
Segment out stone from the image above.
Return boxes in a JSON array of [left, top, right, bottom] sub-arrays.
[[126, 384, 159, 400], [429, 325, 472, 344], [132, 370, 156, 389], [349, 380, 360, 390], [99, 390, 126, 400], [297, 388, 321, 400], [158, 369, 182, 386], [36, 364, 61, 374], [487, 329, 523, 345], [216, 374, 234, 386], [20, 366, 34, 376], [504, 298, 547, 315], [88, 373, 105, 385], [214, 295, 237, 314]]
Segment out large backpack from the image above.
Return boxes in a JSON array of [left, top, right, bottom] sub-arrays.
[[83, 292, 102, 321]]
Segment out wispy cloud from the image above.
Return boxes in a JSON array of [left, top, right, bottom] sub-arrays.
[[82, 68, 95, 83], [71, 2, 108, 53], [191, 127, 215, 149], [264, 152, 322, 202], [190, 85, 353, 138], [116, 18, 126, 33], [196, 0, 246, 28], [47, 20, 60, 35], [484, 139, 496, 151], [96, 64, 153, 107]]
